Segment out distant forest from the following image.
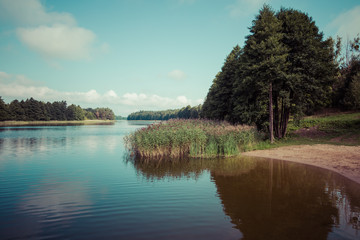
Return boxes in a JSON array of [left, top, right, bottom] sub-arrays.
[[0, 97, 115, 121], [127, 105, 201, 120]]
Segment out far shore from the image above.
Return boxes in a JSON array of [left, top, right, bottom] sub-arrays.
[[0, 120, 116, 127], [243, 144, 360, 185]]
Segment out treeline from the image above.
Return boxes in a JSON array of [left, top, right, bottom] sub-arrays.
[[115, 116, 127, 120], [127, 105, 201, 120], [0, 97, 115, 121], [201, 5, 360, 141]]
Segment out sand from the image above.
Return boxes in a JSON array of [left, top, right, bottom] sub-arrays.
[[243, 144, 360, 184]]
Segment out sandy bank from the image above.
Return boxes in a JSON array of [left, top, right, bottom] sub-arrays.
[[243, 144, 360, 184]]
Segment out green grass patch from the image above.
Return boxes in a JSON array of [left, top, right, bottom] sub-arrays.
[[124, 119, 259, 160], [288, 112, 360, 133], [251, 112, 360, 150]]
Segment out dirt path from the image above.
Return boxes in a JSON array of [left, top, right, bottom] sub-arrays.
[[243, 144, 360, 184]]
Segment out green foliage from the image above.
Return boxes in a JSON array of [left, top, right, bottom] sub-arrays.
[[86, 107, 115, 120], [202, 5, 337, 141], [0, 97, 115, 121], [0, 97, 10, 121], [124, 119, 259, 160], [331, 34, 360, 110], [127, 105, 201, 120], [202, 45, 242, 121], [349, 73, 360, 109], [66, 104, 85, 120], [334, 58, 360, 110], [277, 8, 336, 115], [115, 115, 127, 120]]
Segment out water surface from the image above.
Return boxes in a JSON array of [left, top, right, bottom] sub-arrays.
[[0, 121, 359, 239]]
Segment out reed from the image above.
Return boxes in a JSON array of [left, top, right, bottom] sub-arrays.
[[124, 119, 259, 160]]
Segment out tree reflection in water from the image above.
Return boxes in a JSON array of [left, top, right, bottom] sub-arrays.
[[129, 156, 360, 240]]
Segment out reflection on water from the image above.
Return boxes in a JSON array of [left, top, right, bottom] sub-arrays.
[[1, 122, 360, 239], [132, 157, 360, 240]]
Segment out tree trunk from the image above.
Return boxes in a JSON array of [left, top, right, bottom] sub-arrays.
[[281, 107, 290, 138], [269, 82, 274, 143], [274, 94, 280, 138]]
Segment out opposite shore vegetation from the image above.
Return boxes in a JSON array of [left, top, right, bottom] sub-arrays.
[[1, 5, 360, 160]]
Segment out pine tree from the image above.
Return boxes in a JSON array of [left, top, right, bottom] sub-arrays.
[[232, 5, 288, 142], [276, 8, 336, 135], [202, 45, 242, 121]]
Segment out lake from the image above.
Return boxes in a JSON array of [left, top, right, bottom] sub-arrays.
[[0, 121, 360, 240]]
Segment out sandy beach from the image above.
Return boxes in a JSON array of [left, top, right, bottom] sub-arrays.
[[243, 144, 360, 184]]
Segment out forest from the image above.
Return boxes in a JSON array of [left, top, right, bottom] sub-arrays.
[[201, 6, 360, 142], [127, 105, 201, 120], [0, 97, 115, 121]]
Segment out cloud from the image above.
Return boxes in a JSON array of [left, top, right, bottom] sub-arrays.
[[168, 69, 187, 80], [0, 71, 203, 113], [17, 24, 96, 60], [228, 0, 269, 18], [120, 93, 202, 109], [0, 0, 102, 61], [0, 0, 75, 26], [327, 5, 360, 41]]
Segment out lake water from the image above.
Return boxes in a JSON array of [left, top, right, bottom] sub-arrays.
[[0, 121, 360, 240]]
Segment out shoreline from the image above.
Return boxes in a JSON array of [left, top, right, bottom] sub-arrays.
[[242, 144, 360, 184], [0, 120, 116, 127]]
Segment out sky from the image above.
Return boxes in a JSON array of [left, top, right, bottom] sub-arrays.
[[0, 0, 359, 116]]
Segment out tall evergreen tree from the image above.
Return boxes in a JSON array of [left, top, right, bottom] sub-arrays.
[[202, 45, 242, 121], [232, 5, 288, 142], [277, 8, 336, 127], [230, 6, 336, 140]]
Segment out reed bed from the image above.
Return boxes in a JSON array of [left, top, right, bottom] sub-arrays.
[[124, 119, 258, 160]]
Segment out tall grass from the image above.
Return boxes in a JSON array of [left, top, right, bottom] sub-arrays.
[[124, 119, 259, 160]]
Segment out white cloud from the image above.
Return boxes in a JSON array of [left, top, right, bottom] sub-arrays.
[[0, 0, 103, 61], [228, 0, 269, 18], [0, 0, 75, 26], [168, 69, 187, 80], [120, 92, 201, 109], [327, 6, 360, 41], [17, 24, 96, 60], [0, 71, 203, 113]]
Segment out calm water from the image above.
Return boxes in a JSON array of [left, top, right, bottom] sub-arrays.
[[0, 121, 360, 240]]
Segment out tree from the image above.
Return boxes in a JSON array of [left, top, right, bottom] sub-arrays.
[[232, 5, 288, 142], [277, 8, 336, 125], [127, 106, 201, 120], [0, 97, 10, 121], [22, 98, 48, 121], [230, 6, 337, 140], [332, 35, 360, 110], [66, 104, 85, 120], [51, 101, 67, 120], [202, 45, 242, 121]]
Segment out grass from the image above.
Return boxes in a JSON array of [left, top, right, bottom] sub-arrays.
[[0, 119, 115, 127], [252, 111, 360, 150], [124, 119, 259, 160], [125, 111, 360, 160]]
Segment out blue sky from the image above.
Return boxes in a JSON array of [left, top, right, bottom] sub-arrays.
[[0, 0, 359, 116]]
